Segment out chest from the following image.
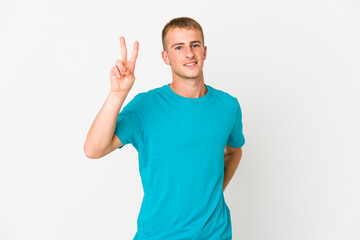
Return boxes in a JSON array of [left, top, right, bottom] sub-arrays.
[[143, 103, 234, 158]]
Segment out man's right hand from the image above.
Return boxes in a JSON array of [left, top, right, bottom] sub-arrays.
[[110, 36, 139, 93]]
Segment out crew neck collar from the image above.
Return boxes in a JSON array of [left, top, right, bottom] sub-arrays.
[[164, 83, 213, 104]]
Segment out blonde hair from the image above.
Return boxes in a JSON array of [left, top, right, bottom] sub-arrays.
[[162, 17, 204, 51]]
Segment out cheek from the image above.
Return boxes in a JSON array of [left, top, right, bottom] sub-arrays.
[[167, 54, 175, 64], [170, 54, 182, 64], [196, 49, 204, 57]]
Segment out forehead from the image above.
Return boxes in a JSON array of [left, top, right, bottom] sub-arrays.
[[165, 27, 203, 45]]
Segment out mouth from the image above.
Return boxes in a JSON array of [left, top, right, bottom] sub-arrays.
[[183, 61, 198, 68]]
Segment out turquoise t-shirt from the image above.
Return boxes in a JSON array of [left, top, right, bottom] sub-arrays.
[[114, 83, 245, 240]]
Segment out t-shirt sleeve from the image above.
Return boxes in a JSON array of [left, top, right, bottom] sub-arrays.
[[114, 94, 143, 150], [226, 99, 245, 148]]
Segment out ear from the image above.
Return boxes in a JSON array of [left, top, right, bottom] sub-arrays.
[[203, 45, 207, 61], [161, 50, 171, 65]]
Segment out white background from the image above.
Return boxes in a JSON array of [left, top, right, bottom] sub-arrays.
[[0, 0, 359, 239]]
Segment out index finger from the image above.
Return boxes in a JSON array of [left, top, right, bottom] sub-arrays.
[[129, 41, 139, 63], [119, 36, 127, 62]]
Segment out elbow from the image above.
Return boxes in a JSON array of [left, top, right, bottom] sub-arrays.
[[83, 143, 102, 159]]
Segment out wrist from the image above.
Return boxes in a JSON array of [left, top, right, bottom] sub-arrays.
[[109, 89, 129, 96], [108, 90, 129, 104]]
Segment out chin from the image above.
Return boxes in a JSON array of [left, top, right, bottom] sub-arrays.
[[172, 67, 202, 80], [185, 75, 201, 80]]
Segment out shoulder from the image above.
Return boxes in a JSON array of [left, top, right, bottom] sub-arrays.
[[133, 84, 167, 102], [126, 86, 164, 111], [130, 85, 161, 100], [208, 84, 240, 110]]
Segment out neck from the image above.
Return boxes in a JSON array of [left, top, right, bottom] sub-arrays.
[[169, 78, 207, 98]]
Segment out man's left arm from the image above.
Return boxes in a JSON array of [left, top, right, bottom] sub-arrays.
[[223, 145, 243, 192]]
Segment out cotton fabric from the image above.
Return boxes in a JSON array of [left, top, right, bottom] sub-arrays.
[[115, 83, 245, 240]]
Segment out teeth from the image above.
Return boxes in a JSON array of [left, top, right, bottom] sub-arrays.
[[185, 62, 196, 66]]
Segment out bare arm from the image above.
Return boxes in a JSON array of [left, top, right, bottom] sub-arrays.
[[84, 91, 129, 158], [223, 145, 243, 192], [83, 37, 139, 159]]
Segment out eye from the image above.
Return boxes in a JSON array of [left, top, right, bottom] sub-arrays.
[[175, 46, 182, 50], [192, 44, 200, 48]]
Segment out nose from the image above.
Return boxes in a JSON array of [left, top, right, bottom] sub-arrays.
[[185, 46, 194, 59]]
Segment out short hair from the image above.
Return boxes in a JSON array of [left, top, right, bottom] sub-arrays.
[[161, 17, 204, 51]]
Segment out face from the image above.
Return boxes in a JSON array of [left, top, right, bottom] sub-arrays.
[[162, 27, 207, 81]]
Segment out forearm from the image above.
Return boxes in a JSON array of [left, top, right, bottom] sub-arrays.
[[223, 150, 243, 192], [84, 90, 129, 157]]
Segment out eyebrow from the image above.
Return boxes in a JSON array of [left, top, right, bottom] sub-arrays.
[[170, 40, 202, 49]]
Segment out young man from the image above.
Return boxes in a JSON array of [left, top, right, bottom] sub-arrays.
[[84, 17, 245, 240]]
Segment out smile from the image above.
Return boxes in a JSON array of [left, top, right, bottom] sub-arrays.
[[184, 62, 197, 67]]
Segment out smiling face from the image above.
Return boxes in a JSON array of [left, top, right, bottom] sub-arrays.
[[162, 27, 207, 81]]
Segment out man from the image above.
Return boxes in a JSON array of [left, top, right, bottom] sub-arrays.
[[84, 17, 245, 240]]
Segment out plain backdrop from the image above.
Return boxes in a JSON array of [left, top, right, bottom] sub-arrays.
[[0, 0, 359, 239]]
